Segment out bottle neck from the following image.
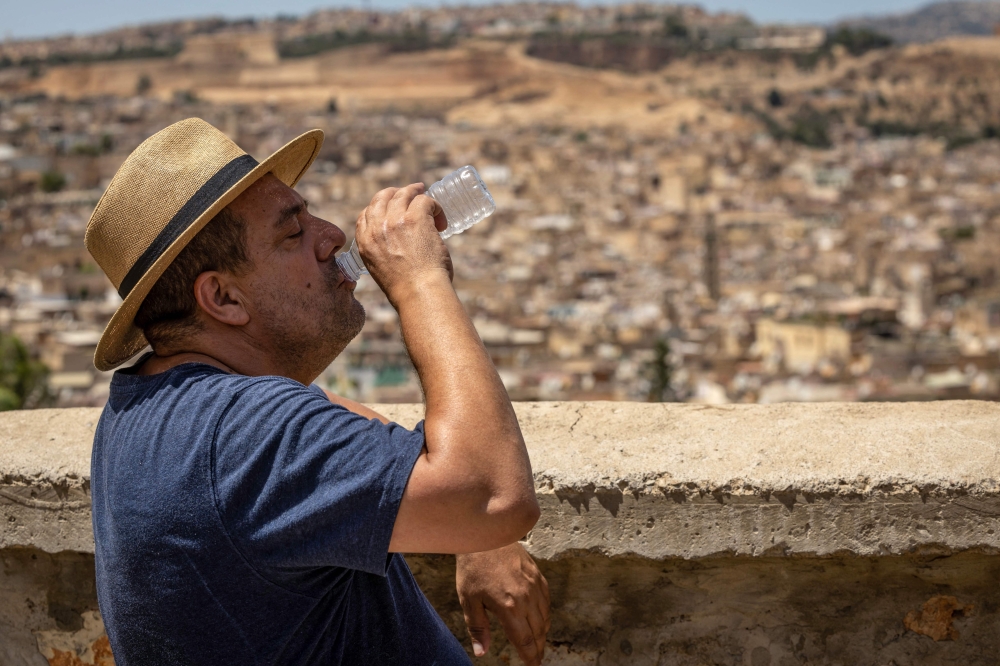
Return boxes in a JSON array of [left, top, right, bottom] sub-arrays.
[[337, 239, 367, 281]]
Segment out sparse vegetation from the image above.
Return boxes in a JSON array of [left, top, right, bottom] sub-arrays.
[[70, 133, 113, 157], [278, 26, 455, 59], [0, 333, 50, 411], [173, 89, 198, 105], [71, 143, 101, 157], [794, 27, 893, 71], [526, 33, 682, 72], [859, 118, 994, 150], [746, 104, 832, 148], [0, 42, 182, 70], [646, 339, 675, 402], [664, 15, 689, 39], [40, 170, 66, 193], [827, 27, 894, 57], [788, 108, 833, 148], [939, 225, 977, 242]]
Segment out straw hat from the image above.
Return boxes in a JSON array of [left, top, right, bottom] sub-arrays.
[[85, 118, 323, 371]]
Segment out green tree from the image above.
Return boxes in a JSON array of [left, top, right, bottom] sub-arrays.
[[789, 109, 832, 148], [664, 14, 689, 39], [646, 338, 675, 402], [0, 332, 50, 410], [40, 170, 66, 193]]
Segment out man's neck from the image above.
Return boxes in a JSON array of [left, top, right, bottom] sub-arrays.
[[136, 351, 236, 377], [138, 337, 326, 386]]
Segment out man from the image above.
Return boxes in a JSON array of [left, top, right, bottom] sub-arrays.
[[85, 118, 550, 664]]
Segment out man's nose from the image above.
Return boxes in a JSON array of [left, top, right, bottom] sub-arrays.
[[314, 219, 347, 262]]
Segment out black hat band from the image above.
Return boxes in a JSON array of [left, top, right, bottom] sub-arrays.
[[117, 153, 260, 299]]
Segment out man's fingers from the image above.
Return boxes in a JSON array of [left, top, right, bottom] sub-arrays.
[[404, 193, 445, 233], [461, 598, 491, 658], [525, 596, 548, 663], [455, 545, 551, 666], [428, 197, 448, 232], [365, 187, 398, 225], [500, 614, 541, 666], [536, 579, 551, 635], [538, 572, 551, 629], [385, 183, 426, 227]]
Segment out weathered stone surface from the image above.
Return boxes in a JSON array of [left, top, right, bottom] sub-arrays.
[[376, 401, 1000, 559], [0, 408, 98, 555], [2, 402, 1000, 664], [3, 402, 1000, 563], [6, 547, 999, 666], [0, 548, 99, 666], [0, 408, 96, 489], [3, 402, 1000, 558], [407, 551, 1000, 665]]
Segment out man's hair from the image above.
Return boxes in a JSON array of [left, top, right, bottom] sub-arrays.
[[134, 207, 252, 350]]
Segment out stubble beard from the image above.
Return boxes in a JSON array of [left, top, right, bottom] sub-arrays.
[[257, 262, 367, 381], [320, 261, 366, 360]]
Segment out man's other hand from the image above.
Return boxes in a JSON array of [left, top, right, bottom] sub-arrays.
[[456, 543, 550, 665]]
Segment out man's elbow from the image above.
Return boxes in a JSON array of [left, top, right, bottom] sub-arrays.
[[518, 495, 542, 535], [489, 492, 541, 545]]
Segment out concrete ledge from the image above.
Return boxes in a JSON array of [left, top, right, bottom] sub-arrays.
[[378, 401, 1000, 560], [0, 408, 97, 554], [3, 402, 1000, 558], [3, 402, 1000, 665]]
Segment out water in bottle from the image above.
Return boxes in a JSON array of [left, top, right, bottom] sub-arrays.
[[337, 165, 496, 281]]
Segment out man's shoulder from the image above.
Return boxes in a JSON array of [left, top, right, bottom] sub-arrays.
[[173, 369, 340, 434], [219, 373, 331, 416]]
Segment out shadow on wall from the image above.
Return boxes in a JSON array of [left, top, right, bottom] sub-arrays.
[[0, 548, 1000, 666], [407, 551, 998, 665], [6, 547, 995, 666]]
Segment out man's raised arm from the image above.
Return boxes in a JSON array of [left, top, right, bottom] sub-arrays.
[[355, 184, 539, 554]]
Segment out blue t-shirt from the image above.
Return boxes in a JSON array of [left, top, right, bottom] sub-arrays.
[[91, 362, 470, 665]]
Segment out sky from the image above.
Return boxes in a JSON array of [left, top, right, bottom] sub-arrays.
[[2, 0, 936, 40]]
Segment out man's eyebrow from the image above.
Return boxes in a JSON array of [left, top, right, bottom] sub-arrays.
[[274, 200, 308, 229]]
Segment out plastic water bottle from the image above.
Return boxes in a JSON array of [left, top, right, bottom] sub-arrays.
[[337, 165, 496, 281]]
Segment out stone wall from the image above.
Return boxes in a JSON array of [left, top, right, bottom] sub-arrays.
[[2, 402, 999, 665]]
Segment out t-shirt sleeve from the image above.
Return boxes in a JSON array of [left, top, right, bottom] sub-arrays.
[[211, 378, 424, 576]]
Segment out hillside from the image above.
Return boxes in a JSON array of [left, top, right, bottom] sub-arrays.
[[842, 1, 1000, 43], [5, 29, 999, 151]]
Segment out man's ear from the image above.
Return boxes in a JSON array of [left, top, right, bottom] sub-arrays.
[[193, 271, 250, 327]]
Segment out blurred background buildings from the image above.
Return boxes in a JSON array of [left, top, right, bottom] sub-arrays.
[[2, 1, 1000, 407]]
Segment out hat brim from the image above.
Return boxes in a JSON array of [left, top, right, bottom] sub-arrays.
[[94, 129, 324, 371]]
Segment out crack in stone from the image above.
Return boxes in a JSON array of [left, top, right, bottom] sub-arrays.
[[568, 405, 584, 435]]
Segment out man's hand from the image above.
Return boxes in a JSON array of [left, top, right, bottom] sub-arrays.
[[456, 543, 550, 665], [355, 184, 453, 304]]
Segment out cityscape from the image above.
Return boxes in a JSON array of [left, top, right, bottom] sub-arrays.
[[2, 1, 1000, 409]]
